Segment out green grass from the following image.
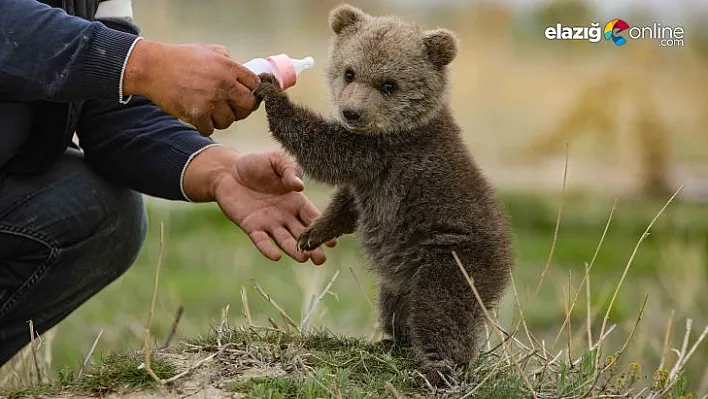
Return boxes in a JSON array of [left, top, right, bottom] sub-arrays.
[[1, 187, 707, 396], [5, 326, 700, 398], [1, 352, 175, 398]]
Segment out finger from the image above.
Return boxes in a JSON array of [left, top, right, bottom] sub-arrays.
[[284, 219, 329, 265], [248, 230, 281, 261], [270, 152, 304, 192], [232, 63, 261, 91], [298, 201, 322, 226], [233, 106, 253, 122], [282, 153, 304, 179], [324, 239, 338, 248], [191, 115, 215, 137], [228, 83, 258, 114], [212, 103, 237, 130], [271, 226, 308, 263], [283, 206, 327, 266], [205, 44, 230, 57], [285, 219, 306, 240], [308, 247, 327, 266]]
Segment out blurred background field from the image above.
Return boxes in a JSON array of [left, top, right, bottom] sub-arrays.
[[3, 0, 708, 395]]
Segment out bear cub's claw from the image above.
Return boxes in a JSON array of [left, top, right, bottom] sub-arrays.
[[297, 224, 336, 252], [296, 227, 320, 252]]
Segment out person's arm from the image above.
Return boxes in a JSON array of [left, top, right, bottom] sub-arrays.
[[74, 16, 230, 200], [0, 0, 261, 136], [76, 94, 218, 201], [0, 0, 139, 103], [76, 81, 337, 264], [77, 96, 335, 265], [77, 15, 333, 264]]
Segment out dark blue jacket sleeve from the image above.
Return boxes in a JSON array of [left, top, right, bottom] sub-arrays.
[[76, 95, 216, 201], [0, 0, 138, 102], [76, 18, 215, 201]]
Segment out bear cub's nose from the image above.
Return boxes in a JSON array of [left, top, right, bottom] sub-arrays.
[[342, 108, 361, 122]]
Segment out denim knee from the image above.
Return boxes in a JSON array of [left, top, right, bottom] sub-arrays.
[[101, 188, 148, 278]]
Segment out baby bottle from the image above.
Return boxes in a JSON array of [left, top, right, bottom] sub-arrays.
[[243, 54, 315, 90]]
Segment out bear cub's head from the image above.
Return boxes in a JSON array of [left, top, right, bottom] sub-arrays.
[[325, 4, 458, 134]]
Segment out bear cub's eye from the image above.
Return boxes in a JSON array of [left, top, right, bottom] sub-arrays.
[[344, 69, 355, 83], [381, 81, 396, 95]]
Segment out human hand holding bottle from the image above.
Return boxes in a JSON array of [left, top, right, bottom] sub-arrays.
[[122, 39, 261, 136]]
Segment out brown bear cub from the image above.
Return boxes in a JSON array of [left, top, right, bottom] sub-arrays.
[[254, 3, 513, 386]]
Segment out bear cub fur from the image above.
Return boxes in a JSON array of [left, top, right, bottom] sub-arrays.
[[254, 3, 513, 385]]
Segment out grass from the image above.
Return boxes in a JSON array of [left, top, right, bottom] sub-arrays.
[[1, 186, 707, 397], [1, 352, 175, 399], [1, 325, 703, 398]]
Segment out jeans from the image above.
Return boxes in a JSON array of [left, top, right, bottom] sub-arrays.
[[0, 148, 147, 366]]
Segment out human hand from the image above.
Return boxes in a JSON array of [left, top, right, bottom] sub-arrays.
[[123, 40, 260, 136], [182, 146, 336, 265]]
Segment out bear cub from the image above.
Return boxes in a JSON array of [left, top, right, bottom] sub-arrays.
[[254, 3, 513, 386]]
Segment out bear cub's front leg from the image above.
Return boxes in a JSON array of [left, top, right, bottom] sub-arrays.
[[297, 187, 359, 252], [255, 75, 360, 252]]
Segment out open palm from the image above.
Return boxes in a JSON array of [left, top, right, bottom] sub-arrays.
[[213, 151, 333, 265]]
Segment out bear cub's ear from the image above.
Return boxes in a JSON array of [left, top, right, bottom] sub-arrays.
[[329, 4, 367, 35], [422, 28, 459, 68]]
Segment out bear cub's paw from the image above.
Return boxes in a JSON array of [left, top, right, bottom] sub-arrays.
[[418, 359, 457, 388], [253, 73, 283, 100], [296, 225, 329, 252]]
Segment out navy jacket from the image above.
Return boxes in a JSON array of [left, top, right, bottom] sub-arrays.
[[0, 0, 215, 200]]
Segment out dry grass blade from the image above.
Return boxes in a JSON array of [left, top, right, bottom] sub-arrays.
[[78, 329, 103, 379], [161, 306, 183, 349], [681, 324, 708, 371], [565, 270, 573, 363], [648, 320, 708, 398], [28, 320, 40, 384], [301, 270, 340, 331], [217, 305, 230, 345], [251, 279, 299, 332], [452, 250, 539, 399], [349, 266, 375, 311], [553, 198, 616, 348], [282, 314, 293, 333], [162, 343, 235, 384], [529, 142, 569, 305], [268, 317, 282, 330], [143, 221, 165, 384], [509, 269, 538, 352], [595, 185, 684, 373], [658, 309, 675, 371], [459, 357, 506, 398], [484, 323, 492, 352], [385, 381, 403, 398], [241, 286, 253, 327], [585, 262, 593, 352], [599, 296, 648, 378], [304, 294, 317, 328]]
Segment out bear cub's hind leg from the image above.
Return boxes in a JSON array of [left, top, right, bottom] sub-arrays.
[[408, 260, 484, 386], [378, 282, 412, 349]]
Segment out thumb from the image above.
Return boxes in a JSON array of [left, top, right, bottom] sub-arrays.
[[270, 152, 304, 192], [204, 44, 230, 57]]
